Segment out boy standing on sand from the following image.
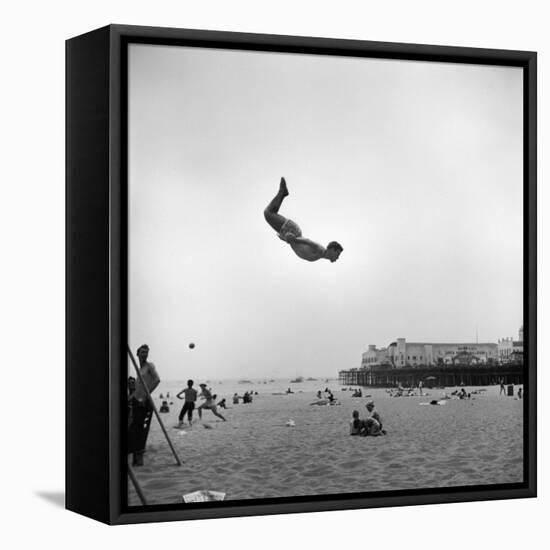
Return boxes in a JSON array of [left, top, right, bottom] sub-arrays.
[[264, 177, 343, 263], [197, 384, 227, 422], [176, 379, 198, 427]]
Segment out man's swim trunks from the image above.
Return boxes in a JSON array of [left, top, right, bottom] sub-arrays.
[[279, 218, 302, 240]]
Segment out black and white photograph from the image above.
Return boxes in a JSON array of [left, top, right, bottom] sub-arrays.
[[126, 42, 527, 506], [5, 0, 549, 545]]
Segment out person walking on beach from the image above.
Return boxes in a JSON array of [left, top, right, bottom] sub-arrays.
[[197, 384, 227, 421], [499, 378, 506, 395], [264, 177, 344, 263], [176, 379, 198, 427], [128, 344, 160, 466]]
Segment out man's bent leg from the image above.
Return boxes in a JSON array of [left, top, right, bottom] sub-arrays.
[[212, 407, 226, 421], [264, 178, 289, 232], [178, 403, 186, 423]]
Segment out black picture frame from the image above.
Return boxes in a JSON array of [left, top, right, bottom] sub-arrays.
[[66, 24, 537, 525]]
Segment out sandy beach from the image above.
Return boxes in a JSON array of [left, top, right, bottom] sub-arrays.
[[128, 382, 524, 506]]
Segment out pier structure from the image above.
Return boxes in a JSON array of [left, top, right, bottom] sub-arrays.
[[347, 325, 525, 387], [338, 363, 523, 388]]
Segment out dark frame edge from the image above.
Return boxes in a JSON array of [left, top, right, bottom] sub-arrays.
[[111, 486, 536, 526], [66, 24, 537, 526], [108, 24, 125, 525], [66, 25, 113, 525], [524, 52, 537, 497], [107, 23, 536, 65]]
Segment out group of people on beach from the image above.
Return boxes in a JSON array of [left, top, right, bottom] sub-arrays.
[[127, 345, 228, 466], [309, 388, 339, 406], [350, 401, 386, 437], [128, 342, 391, 471], [176, 379, 227, 428]]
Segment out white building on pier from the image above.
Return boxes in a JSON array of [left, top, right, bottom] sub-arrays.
[[361, 325, 523, 369]]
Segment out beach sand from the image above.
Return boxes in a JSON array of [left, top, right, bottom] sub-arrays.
[[128, 384, 524, 506]]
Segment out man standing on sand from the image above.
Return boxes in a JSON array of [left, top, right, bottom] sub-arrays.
[[264, 177, 343, 263], [128, 344, 160, 466], [197, 383, 226, 422], [176, 379, 198, 428]]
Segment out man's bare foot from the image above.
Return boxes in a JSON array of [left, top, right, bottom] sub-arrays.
[[280, 177, 289, 196]]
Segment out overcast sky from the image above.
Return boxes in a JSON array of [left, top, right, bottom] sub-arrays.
[[128, 44, 523, 381]]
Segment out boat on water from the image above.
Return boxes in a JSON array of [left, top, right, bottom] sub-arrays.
[[238, 380, 253, 384], [290, 376, 304, 383], [306, 377, 318, 381]]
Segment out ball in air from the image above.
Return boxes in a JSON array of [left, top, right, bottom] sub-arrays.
[[189, 343, 195, 349]]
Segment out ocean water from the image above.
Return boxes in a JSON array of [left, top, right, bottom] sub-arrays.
[[151, 377, 341, 402]]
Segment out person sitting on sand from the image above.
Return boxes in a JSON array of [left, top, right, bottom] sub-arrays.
[[365, 400, 386, 435], [350, 410, 367, 436], [197, 384, 226, 421], [349, 410, 381, 436], [350, 412, 383, 436], [232, 393, 240, 404], [217, 398, 227, 409], [264, 177, 343, 263], [176, 379, 198, 428], [159, 400, 169, 413]]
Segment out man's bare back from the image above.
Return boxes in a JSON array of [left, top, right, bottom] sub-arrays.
[[281, 233, 326, 262]]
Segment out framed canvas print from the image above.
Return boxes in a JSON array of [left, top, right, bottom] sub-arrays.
[[66, 24, 537, 525]]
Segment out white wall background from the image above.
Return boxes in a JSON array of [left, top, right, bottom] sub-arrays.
[[2, 0, 546, 547]]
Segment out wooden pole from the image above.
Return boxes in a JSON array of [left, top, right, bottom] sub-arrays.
[[128, 464, 148, 505], [128, 345, 183, 466]]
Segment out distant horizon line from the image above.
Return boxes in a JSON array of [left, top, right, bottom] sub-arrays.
[[155, 376, 339, 383]]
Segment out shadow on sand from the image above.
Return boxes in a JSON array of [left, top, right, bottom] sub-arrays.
[[35, 491, 65, 508]]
